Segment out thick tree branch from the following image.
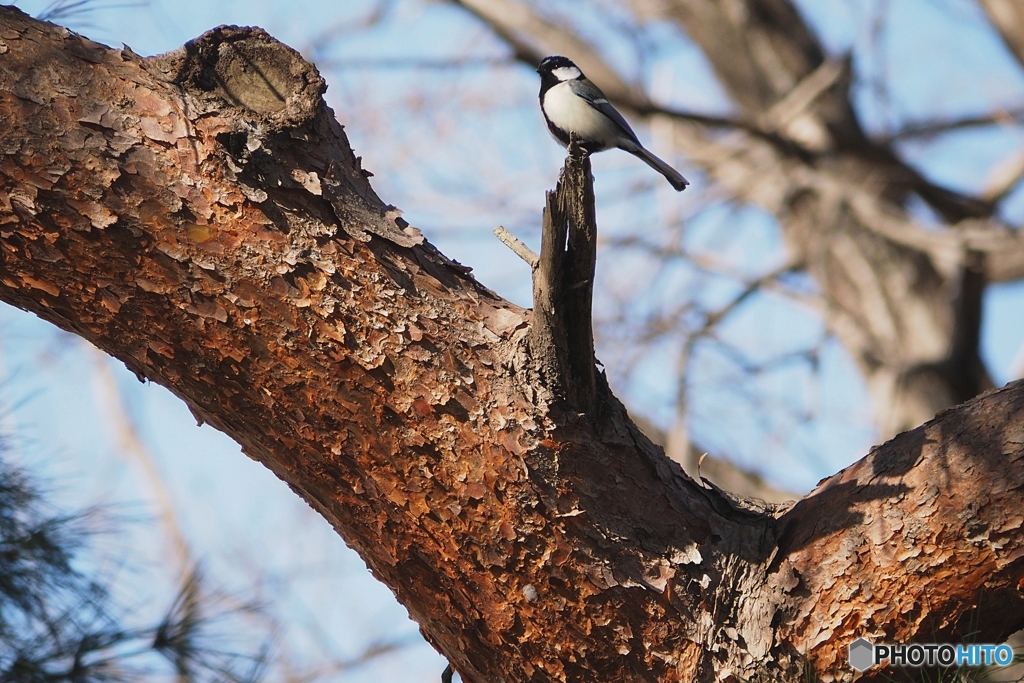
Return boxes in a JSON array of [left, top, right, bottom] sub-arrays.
[[3, 8, 1024, 681]]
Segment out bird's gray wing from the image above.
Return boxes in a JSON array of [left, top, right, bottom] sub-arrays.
[[568, 78, 640, 144]]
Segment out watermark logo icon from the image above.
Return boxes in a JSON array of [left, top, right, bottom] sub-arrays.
[[848, 638, 1015, 671], [848, 638, 874, 672]]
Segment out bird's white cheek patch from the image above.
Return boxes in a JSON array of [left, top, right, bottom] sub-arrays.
[[551, 65, 582, 81]]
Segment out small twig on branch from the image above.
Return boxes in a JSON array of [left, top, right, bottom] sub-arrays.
[[494, 225, 539, 268], [760, 57, 849, 132], [882, 106, 1024, 142]]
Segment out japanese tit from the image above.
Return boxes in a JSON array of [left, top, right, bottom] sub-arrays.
[[537, 56, 689, 192]]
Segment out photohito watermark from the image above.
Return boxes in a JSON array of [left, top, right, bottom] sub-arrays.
[[848, 638, 1015, 672]]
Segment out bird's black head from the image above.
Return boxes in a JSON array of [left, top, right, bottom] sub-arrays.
[[537, 55, 583, 90], [537, 55, 577, 75]]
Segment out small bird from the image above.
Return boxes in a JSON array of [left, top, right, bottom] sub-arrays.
[[536, 55, 689, 192]]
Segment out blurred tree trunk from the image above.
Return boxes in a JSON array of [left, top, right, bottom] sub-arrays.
[[3, 7, 1024, 682], [981, 0, 1024, 65], [453, 0, 1024, 440]]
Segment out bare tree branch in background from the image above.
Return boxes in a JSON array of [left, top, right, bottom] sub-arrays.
[[447, 0, 1024, 444], [979, 0, 1024, 67], [884, 105, 1024, 142]]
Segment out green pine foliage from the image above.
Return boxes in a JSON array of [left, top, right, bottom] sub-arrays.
[[0, 454, 270, 683]]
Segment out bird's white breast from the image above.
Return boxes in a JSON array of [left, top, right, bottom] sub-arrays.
[[542, 82, 619, 149]]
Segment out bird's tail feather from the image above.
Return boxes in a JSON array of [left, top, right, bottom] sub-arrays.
[[628, 146, 689, 192]]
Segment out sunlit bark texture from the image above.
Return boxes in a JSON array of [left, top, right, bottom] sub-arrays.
[[2, 8, 1024, 682]]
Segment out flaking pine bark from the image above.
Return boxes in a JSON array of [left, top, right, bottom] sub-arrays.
[[1, 7, 1023, 681]]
